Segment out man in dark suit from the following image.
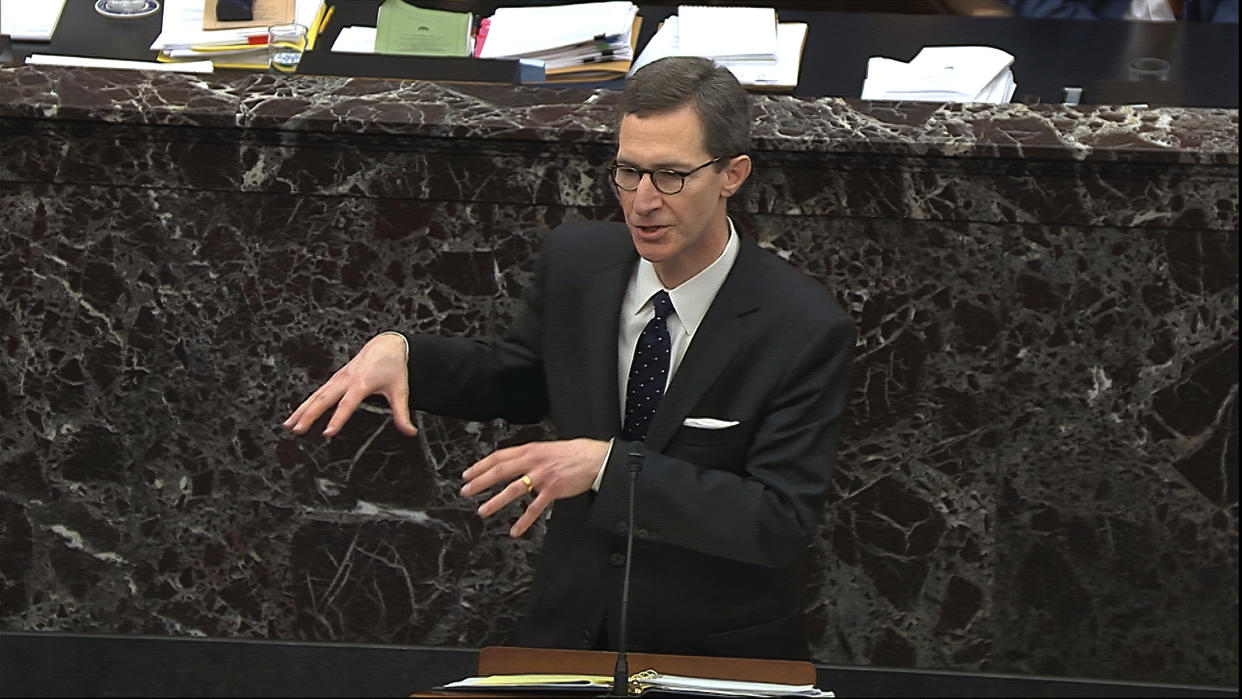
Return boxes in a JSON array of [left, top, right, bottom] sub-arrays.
[[284, 57, 854, 660]]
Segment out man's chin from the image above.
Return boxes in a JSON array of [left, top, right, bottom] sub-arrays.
[[629, 231, 673, 261]]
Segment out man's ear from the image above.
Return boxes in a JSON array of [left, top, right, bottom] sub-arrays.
[[720, 155, 752, 198]]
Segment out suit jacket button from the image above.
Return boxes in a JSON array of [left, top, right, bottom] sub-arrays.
[[615, 520, 627, 533], [635, 528, 649, 539], [609, 552, 625, 567]]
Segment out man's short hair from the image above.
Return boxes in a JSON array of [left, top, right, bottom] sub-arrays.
[[618, 56, 751, 163]]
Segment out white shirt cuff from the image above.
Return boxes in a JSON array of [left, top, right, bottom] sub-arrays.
[[592, 438, 614, 492]]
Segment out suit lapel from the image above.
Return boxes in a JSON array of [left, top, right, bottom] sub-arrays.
[[581, 245, 635, 437], [643, 236, 764, 451]]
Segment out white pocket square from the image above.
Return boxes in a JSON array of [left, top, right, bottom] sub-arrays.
[[682, 417, 740, 429]]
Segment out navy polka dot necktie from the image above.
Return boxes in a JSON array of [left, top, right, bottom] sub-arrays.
[[621, 290, 674, 442]]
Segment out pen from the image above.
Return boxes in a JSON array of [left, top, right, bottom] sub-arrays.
[[318, 5, 335, 35]]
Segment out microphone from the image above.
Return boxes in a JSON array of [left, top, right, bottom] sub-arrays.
[[610, 447, 644, 697]]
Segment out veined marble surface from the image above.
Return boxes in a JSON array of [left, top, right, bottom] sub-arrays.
[[1, 65, 1237, 686], [2, 67, 1237, 161]]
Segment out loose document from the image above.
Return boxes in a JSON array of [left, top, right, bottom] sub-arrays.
[[860, 45, 1018, 103]]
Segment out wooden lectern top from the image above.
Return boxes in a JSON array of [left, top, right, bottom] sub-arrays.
[[477, 646, 816, 685]]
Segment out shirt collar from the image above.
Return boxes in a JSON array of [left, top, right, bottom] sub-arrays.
[[627, 218, 740, 337]]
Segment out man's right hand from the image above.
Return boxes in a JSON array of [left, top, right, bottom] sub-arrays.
[[282, 332, 418, 438]]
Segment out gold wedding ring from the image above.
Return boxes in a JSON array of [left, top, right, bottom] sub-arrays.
[[520, 475, 534, 492]]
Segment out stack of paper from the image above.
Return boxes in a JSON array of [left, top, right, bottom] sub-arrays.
[[630, 7, 808, 91], [678, 5, 777, 62], [860, 46, 1017, 104], [151, 0, 326, 70], [474, 1, 640, 81]]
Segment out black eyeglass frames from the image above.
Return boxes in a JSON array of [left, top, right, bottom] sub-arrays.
[[609, 156, 727, 195]]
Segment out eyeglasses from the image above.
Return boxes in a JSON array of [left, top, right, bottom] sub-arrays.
[[609, 157, 724, 195]]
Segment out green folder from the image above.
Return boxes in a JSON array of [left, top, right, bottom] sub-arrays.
[[375, 0, 471, 57]]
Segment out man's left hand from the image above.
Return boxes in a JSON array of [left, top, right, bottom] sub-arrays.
[[462, 438, 609, 538]]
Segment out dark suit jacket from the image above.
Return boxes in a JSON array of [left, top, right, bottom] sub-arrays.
[[408, 221, 855, 659]]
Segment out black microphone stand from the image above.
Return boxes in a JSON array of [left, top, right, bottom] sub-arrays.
[[610, 448, 644, 697]]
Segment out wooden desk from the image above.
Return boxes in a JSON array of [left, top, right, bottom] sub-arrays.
[[475, 645, 815, 683]]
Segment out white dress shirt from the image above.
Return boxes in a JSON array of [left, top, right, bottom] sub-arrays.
[[616, 219, 741, 415], [591, 218, 741, 490]]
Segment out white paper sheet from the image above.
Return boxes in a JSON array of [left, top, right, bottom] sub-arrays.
[[330, 26, 377, 54], [1, 0, 68, 41], [26, 54, 214, 73]]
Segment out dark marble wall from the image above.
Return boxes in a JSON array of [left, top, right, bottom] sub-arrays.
[[1, 66, 1237, 686]]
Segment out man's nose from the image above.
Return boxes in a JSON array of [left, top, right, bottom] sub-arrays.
[[631, 174, 664, 213]]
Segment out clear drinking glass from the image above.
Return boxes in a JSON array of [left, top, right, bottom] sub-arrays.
[[268, 23, 309, 74]]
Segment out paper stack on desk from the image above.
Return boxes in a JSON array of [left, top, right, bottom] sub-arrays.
[[630, 6, 808, 91], [861, 46, 1017, 103], [678, 5, 777, 62], [474, 1, 639, 82], [151, 0, 325, 69]]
